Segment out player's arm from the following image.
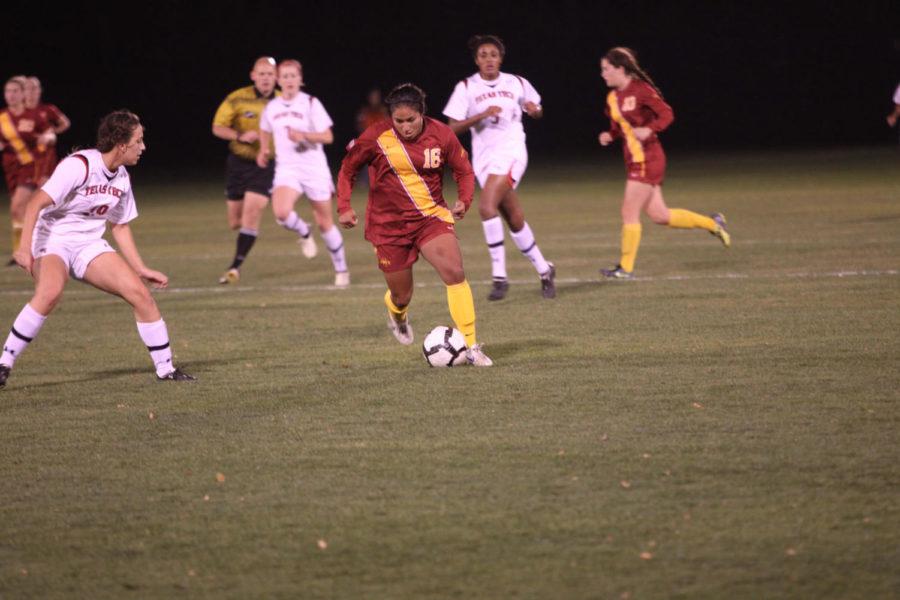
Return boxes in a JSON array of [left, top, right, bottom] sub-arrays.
[[110, 223, 168, 288], [446, 109, 502, 136], [444, 81, 501, 135], [521, 78, 543, 119], [288, 128, 334, 145], [13, 190, 54, 275], [336, 135, 376, 227], [643, 89, 674, 134], [256, 129, 272, 167], [887, 103, 900, 127], [445, 134, 475, 220], [50, 106, 71, 135]]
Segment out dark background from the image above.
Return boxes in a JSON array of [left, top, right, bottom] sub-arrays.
[[3, 1, 899, 172]]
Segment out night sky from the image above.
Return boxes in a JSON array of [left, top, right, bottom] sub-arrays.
[[3, 1, 899, 172]]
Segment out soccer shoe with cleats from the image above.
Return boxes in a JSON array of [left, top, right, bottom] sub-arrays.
[[218, 268, 240, 285], [600, 264, 633, 280], [487, 278, 509, 301], [387, 313, 414, 345], [466, 344, 493, 367], [710, 213, 731, 248], [0, 364, 11, 388], [157, 367, 196, 382], [334, 271, 350, 288], [540, 262, 556, 299], [298, 234, 318, 259]]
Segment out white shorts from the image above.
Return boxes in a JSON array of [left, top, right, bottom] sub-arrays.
[[273, 166, 335, 201], [474, 151, 528, 190], [32, 230, 115, 280]]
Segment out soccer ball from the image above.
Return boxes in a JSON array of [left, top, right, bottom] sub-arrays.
[[422, 326, 468, 367]]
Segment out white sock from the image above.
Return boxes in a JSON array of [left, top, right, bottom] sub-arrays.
[[1, 304, 47, 367], [482, 216, 507, 279], [321, 226, 348, 273], [277, 211, 311, 238], [136, 319, 174, 377], [510, 222, 550, 276]]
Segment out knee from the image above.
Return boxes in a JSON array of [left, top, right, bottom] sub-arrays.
[[228, 221, 241, 231], [125, 283, 156, 312], [648, 208, 670, 225], [444, 266, 466, 285], [478, 204, 498, 220], [31, 289, 63, 314], [272, 206, 290, 222]]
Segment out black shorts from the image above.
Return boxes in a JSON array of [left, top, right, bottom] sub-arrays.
[[225, 153, 274, 200]]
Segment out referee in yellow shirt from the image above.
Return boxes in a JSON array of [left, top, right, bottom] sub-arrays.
[[211, 56, 315, 284]]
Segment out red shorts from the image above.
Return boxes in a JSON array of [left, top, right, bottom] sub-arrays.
[[626, 155, 666, 186], [2, 154, 38, 194], [373, 218, 457, 273]]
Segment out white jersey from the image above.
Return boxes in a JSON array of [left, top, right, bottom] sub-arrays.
[[443, 72, 541, 161], [38, 149, 138, 239], [260, 91, 333, 175]]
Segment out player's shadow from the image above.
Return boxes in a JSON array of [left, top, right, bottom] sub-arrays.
[[7, 359, 219, 391]]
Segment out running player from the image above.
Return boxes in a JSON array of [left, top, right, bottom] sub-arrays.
[[0, 110, 194, 387], [597, 47, 730, 279], [443, 34, 555, 301], [258, 59, 349, 288], [24, 76, 71, 185], [337, 83, 492, 366]]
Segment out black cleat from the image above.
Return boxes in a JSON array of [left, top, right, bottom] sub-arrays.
[[600, 264, 633, 280], [0, 364, 10, 388], [488, 278, 509, 301], [540, 263, 556, 299], [157, 368, 196, 382]]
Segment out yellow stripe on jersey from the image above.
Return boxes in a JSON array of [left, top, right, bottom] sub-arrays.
[[0, 112, 34, 165], [376, 128, 454, 224], [607, 91, 644, 164]]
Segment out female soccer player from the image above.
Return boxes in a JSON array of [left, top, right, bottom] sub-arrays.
[[24, 76, 71, 186], [0, 110, 194, 388], [443, 34, 555, 301], [337, 83, 492, 366], [257, 59, 349, 288], [598, 47, 730, 279]]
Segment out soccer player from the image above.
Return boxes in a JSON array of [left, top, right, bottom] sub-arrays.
[[24, 76, 71, 186], [257, 59, 349, 288], [443, 35, 555, 301], [597, 47, 730, 279], [0, 76, 54, 259], [212, 57, 315, 285], [337, 83, 492, 366], [0, 110, 194, 388]]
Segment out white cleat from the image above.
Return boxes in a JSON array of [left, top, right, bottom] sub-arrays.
[[387, 313, 414, 345], [334, 271, 350, 288], [218, 268, 240, 285], [298, 234, 318, 259], [466, 344, 493, 367]]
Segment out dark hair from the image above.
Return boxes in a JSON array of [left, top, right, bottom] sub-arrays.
[[97, 110, 141, 152], [385, 83, 426, 115], [468, 34, 506, 59], [602, 47, 663, 98]]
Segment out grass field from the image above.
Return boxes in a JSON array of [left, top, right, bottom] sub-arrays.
[[0, 147, 898, 599]]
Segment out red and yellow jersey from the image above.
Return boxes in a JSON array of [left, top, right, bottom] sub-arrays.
[[337, 117, 475, 245], [604, 79, 673, 165], [35, 104, 66, 137], [0, 107, 49, 166]]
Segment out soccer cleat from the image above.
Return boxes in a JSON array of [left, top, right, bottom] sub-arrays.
[[600, 264, 633, 280], [334, 271, 350, 288], [157, 367, 196, 382], [540, 262, 556, 299], [298, 234, 318, 259], [0, 364, 10, 388], [218, 268, 240, 285], [710, 213, 731, 248], [387, 313, 414, 345], [466, 344, 494, 367], [487, 278, 509, 301], [6, 258, 17, 268]]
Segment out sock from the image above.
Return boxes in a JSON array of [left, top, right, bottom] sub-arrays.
[[12, 222, 23, 253], [1, 304, 47, 367], [668, 209, 716, 232], [384, 289, 408, 323], [510, 222, 551, 276], [446, 280, 476, 347], [229, 228, 258, 270], [482, 217, 507, 280], [136, 319, 174, 378], [620, 224, 642, 273], [276, 211, 311, 238], [321, 226, 348, 273]]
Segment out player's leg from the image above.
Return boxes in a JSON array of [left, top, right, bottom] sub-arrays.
[[10, 185, 34, 256], [220, 192, 269, 285], [478, 174, 509, 300], [497, 184, 555, 299], [657, 188, 730, 247], [0, 255, 68, 386], [272, 185, 316, 257], [383, 266, 414, 345], [307, 193, 349, 287], [602, 180, 654, 278], [82, 252, 192, 380]]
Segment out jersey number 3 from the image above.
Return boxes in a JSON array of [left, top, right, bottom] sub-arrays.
[[423, 148, 442, 169]]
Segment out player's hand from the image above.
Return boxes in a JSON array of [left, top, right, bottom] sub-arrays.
[[238, 130, 259, 143], [255, 151, 269, 168], [287, 128, 307, 143], [140, 268, 169, 289], [888, 114, 898, 128], [339, 209, 358, 229], [451, 201, 467, 220], [633, 127, 653, 141], [523, 101, 542, 118], [13, 248, 33, 276], [38, 131, 57, 146], [598, 132, 613, 146], [481, 106, 502, 121]]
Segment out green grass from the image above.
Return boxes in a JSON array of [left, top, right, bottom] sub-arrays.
[[0, 147, 898, 598]]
